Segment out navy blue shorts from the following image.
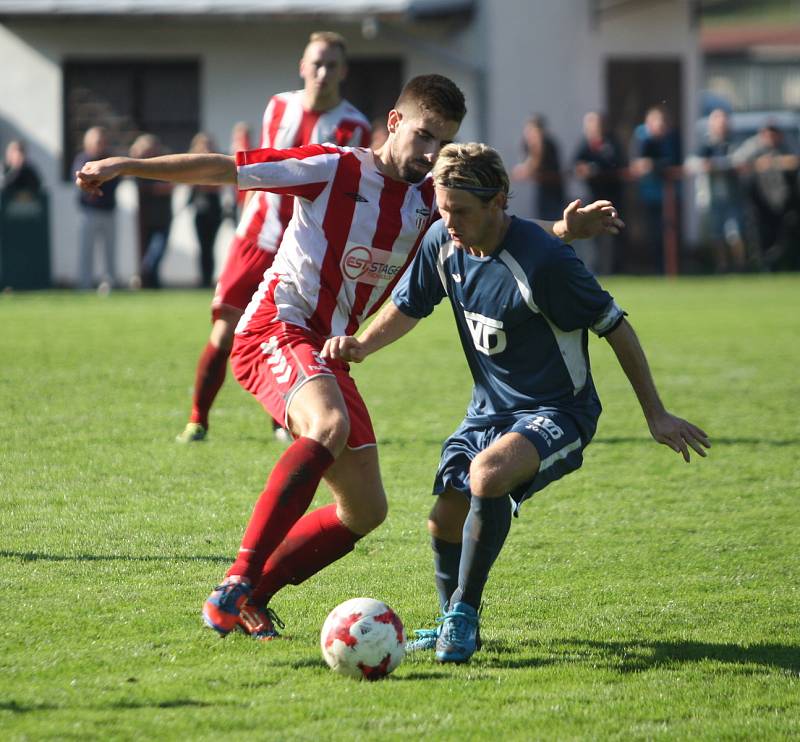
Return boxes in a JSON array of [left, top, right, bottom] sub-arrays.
[[433, 408, 589, 512]]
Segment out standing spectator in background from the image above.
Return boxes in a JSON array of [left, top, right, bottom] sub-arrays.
[[72, 126, 119, 290], [174, 30, 371, 444], [189, 133, 224, 288], [230, 122, 253, 220], [630, 105, 681, 273], [574, 111, 626, 274], [692, 108, 746, 272], [129, 134, 173, 289], [512, 115, 565, 220], [733, 122, 799, 270], [2, 140, 42, 201]]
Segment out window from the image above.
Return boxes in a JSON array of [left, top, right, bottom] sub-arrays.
[[62, 60, 199, 179]]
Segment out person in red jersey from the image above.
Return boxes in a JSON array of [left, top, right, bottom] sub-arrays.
[[176, 31, 371, 445], [77, 74, 623, 642]]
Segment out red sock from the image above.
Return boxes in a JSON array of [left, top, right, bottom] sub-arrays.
[[227, 437, 335, 585], [251, 503, 360, 605], [189, 341, 230, 428]]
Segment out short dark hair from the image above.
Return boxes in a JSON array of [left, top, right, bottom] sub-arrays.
[[395, 74, 467, 125]]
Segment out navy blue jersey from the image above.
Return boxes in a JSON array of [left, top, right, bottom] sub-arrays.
[[392, 216, 624, 439]]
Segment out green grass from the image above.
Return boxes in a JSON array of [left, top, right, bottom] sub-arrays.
[[1, 276, 799, 740]]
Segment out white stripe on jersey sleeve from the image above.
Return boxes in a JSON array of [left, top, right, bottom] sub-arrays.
[[591, 300, 625, 336], [237, 151, 337, 192], [499, 251, 588, 396]]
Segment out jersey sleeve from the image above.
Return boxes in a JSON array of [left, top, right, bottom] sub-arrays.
[[235, 144, 341, 200], [532, 241, 625, 336], [392, 223, 449, 319]]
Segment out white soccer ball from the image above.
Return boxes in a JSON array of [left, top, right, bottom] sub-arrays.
[[320, 597, 406, 680]]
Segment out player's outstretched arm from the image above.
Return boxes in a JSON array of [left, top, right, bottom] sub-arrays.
[[604, 318, 710, 462], [76, 153, 236, 196], [322, 302, 419, 363], [536, 199, 625, 243]]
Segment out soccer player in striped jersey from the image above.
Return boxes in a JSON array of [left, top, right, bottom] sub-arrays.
[[176, 31, 371, 445], [323, 143, 710, 663], [77, 77, 622, 643]]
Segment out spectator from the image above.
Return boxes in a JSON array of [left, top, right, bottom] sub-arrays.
[[512, 115, 565, 220], [2, 140, 42, 202], [630, 105, 681, 273], [129, 134, 173, 289], [733, 122, 800, 270], [188, 133, 223, 288], [691, 108, 746, 272], [72, 126, 119, 290], [574, 111, 626, 274]]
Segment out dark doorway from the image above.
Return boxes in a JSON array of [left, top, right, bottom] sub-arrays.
[[606, 58, 683, 272], [342, 57, 404, 129]]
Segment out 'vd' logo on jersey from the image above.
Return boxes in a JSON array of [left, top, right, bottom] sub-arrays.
[[464, 310, 507, 356]]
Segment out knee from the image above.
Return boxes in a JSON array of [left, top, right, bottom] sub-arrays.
[[339, 490, 387, 536], [210, 314, 239, 351], [469, 451, 506, 499], [305, 409, 350, 456], [428, 504, 465, 543]]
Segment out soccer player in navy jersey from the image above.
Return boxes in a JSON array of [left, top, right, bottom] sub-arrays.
[[77, 89, 622, 647], [323, 142, 710, 663]]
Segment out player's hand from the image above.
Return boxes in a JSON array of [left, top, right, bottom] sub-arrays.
[[322, 335, 368, 363], [562, 199, 625, 240], [75, 157, 125, 196], [647, 410, 710, 463]]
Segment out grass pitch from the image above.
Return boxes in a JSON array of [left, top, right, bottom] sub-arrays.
[[1, 276, 798, 740]]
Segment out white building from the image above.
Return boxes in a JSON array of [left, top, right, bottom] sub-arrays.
[[0, 0, 701, 286]]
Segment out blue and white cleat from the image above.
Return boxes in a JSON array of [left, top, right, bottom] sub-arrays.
[[405, 627, 440, 652], [435, 601, 479, 664]]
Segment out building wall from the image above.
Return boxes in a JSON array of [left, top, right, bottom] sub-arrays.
[[0, 17, 480, 287], [0, 2, 698, 286]]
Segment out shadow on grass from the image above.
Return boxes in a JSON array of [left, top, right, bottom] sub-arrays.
[[482, 637, 800, 674], [110, 698, 213, 710], [0, 550, 229, 564], [0, 700, 59, 714], [393, 670, 460, 681]]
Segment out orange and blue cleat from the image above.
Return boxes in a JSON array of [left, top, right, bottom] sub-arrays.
[[202, 576, 252, 636], [237, 602, 285, 641]]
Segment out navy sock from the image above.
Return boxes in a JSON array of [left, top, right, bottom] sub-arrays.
[[450, 495, 512, 611], [431, 537, 462, 613]]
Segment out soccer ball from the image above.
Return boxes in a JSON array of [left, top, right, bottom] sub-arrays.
[[320, 597, 406, 680]]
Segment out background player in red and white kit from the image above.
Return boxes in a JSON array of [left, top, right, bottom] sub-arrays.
[[77, 75, 623, 643], [176, 31, 370, 444]]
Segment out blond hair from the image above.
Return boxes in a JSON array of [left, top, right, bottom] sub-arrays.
[[432, 142, 509, 202], [307, 31, 347, 56]]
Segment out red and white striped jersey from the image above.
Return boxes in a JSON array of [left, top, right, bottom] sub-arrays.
[[235, 144, 439, 339], [235, 90, 371, 252]]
